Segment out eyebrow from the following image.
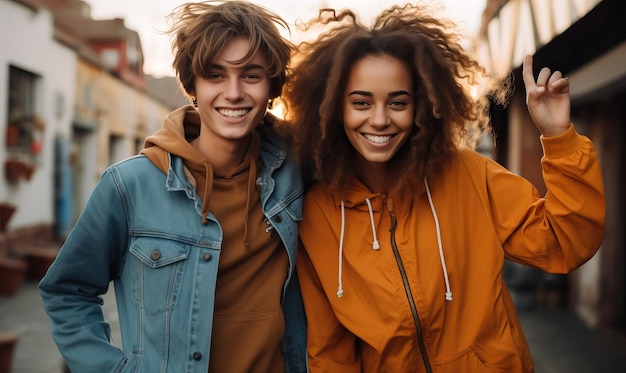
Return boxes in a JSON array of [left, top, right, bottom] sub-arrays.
[[348, 90, 411, 97], [209, 63, 267, 71]]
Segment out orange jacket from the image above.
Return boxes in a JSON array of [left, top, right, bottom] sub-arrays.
[[297, 125, 605, 373]]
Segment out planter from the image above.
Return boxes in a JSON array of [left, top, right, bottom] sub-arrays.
[[4, 159, 35, 183], [0, 331, 19, 373], [5, 126, 19, 147], [22, 247, 59, 280], [0, 203, 16, 232], [0, 257, 27, 296]]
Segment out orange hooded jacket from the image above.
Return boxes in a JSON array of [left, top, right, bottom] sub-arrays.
[[297, 125, 605, 373]]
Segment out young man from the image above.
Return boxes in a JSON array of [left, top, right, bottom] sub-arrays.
[[39, 2, 306, 372]]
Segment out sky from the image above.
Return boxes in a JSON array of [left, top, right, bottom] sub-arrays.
[[88, 0, 487, 77]]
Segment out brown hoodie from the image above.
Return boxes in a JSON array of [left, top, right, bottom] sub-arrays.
[[141, 105, 288, 373]]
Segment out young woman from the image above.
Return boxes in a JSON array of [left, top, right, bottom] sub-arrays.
[[283, 4, 605, 372]]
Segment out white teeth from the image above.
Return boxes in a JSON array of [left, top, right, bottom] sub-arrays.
[[218, 108, 249, 118], [363, 134, 392, 144]]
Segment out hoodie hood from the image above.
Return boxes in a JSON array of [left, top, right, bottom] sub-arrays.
[[141, 105, 204, 174], [141, 105, 212, 223], [140, 105, 261, 236]]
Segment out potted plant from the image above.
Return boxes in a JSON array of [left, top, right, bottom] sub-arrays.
[[0, 331, 19, 373], [0, 203, 16, 232], [4, 159, 35, 183], [0, 257, 27, 296], [5, 126, 19, 147]]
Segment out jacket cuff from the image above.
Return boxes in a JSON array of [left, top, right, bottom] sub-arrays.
[[540, 124, 582, 159]]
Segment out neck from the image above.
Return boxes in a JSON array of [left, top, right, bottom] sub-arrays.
[[357, 162, 392, 194]]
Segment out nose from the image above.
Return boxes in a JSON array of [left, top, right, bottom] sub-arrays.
[[370, 105, 390, 128], [224, 78, 244, 101]]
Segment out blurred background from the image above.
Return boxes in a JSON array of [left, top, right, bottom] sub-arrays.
[[1, 0, 625, 372]]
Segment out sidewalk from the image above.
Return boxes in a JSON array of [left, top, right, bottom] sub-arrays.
[[0, 280, 120, 373], [1, 280, 626, 372], [518, 306, 626, 372]]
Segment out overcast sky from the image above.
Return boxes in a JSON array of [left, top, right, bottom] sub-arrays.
[[88, 0, 487, 77]]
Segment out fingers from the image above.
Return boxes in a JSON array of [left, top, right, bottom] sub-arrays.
[[547, 70, 563, 85], [523, 54, 569, 96], [550, 75, 570, 93], [522, 54, 536, 90], [537, 67, 552, 87]]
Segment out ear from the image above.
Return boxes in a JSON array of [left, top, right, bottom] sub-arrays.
[[188, 88, 197, 107]]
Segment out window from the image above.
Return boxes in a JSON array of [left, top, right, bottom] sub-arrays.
[[101, 48, 120, 69], [4, 66, 42, 182], [6, 65, 42, 163], [126, 37, 142, 75]]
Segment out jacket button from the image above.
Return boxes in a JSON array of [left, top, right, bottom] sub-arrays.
[[274, 215, 282, 223], [203, 253, 212, 261], [192, 352, 202, 360], [150, 251, 160, 261]]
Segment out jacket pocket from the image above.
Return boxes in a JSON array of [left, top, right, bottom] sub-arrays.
[[284, 196, 303, 222], [129, 236, 190, 316], [430, 347, 495, 373]]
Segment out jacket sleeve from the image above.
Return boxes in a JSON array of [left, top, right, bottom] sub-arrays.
[[296, 196, 361, 373], [490, 124, 605, 272], [38, 168, 130, 372]]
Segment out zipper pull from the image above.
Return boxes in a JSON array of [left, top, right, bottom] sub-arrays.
[[385, 195, 397, 231]]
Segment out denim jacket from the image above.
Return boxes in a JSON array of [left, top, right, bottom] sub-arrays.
[[39, 125, 307, 373]]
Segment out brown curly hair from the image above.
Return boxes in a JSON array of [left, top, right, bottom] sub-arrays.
[[283, 4, 507, 194], [167, 1, 293, 101]]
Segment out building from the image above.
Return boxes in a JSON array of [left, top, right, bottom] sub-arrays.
[[473, 0, 626, 331], [0, 0, 76, 249], [0, 0, 184, 257]]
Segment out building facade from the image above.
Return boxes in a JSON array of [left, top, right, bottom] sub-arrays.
[[0, 0, 181, 255], [0, 0, 76, 246]]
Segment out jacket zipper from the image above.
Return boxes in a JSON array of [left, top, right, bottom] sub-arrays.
[[387, 197, 432, 373]]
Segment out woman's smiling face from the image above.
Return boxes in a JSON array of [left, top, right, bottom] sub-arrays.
[[342, 54, 414, 167]]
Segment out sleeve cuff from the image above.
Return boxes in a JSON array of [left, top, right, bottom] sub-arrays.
[[540, 124, 583, 159]]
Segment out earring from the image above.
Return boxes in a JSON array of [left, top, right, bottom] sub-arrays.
[[267, 98, 274, 110], [192, 97, 198, 107]]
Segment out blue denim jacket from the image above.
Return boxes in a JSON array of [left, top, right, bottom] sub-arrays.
[[39, 125, 307, 373]]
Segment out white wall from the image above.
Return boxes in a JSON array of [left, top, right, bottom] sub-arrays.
[[0, 1, 76, 231]]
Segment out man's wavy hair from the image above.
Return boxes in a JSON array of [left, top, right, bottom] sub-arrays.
[[167, 1, 293, 101], [283, 4, 509, 194]]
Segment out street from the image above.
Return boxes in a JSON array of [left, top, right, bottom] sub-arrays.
[[2, 280, 626, 372]]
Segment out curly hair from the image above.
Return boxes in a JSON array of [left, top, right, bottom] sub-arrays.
[[167, 1, 294, 100], [283, 4, 508, 194]]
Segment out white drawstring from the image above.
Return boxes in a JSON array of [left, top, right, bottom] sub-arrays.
[[365, 198, 381, 250], [338, 188, 452, 302], [424, 177, 453, 301], [337, 200, 345, 297], [338, 198, 380, 298]]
